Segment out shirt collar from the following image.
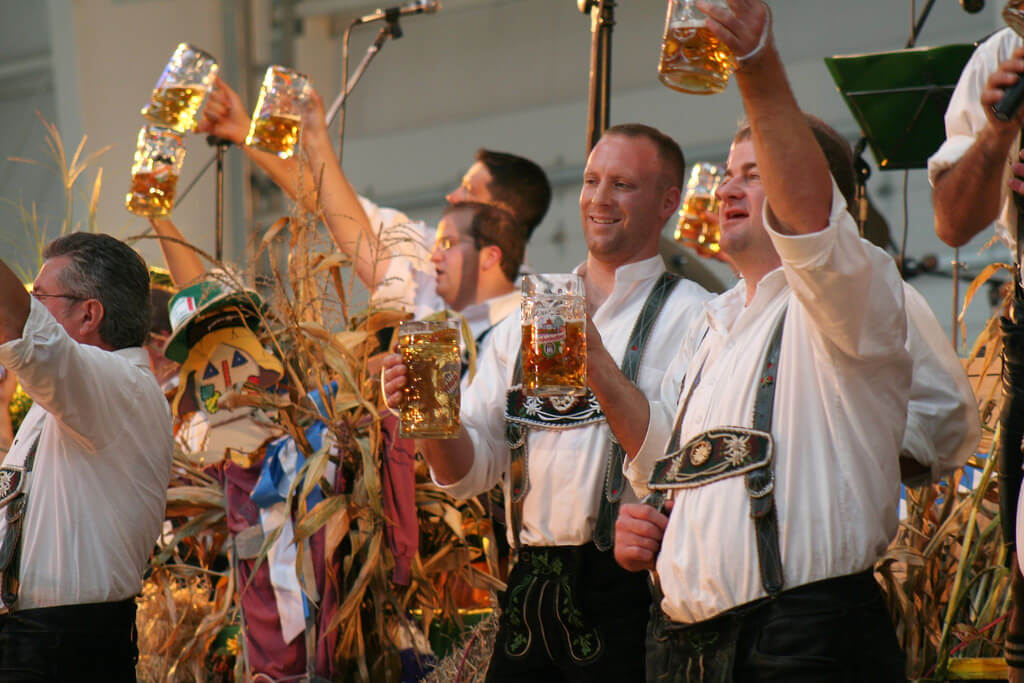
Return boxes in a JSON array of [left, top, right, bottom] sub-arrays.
[[572, 255, 667, 284], [704, 266, 788, 334], [459, 290, 520, 338]]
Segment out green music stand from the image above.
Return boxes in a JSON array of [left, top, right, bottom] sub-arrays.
[[825, 43, 975, 170]]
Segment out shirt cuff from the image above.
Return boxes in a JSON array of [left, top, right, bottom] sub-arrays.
[[624, 401, 673, 498], [764, 175, 847, 270], [926, 136, 974, 187], [0, 298, 52, 370]]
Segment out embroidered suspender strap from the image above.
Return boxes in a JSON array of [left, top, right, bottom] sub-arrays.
[[748, 315, 785, 596], [0, 430, 42, 608], [646, 310, 787, 597], [505, 272, 680, 552], [593, 272, 681, 551]]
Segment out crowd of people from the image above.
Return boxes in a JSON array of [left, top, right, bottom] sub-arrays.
[[2, 0, 1024, 679]]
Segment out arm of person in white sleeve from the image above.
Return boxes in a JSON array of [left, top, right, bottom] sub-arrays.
[[900, 283, 980, 486]]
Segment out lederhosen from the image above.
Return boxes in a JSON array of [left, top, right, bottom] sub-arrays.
[[487, 273, 679, 679], [644, 310, 903, 683], [0, 429, 41, 609]]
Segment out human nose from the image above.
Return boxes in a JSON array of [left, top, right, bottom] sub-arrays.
[[716, 176, 740, 202], [446, 186, 464, 205]]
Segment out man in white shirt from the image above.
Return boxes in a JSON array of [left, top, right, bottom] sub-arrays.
[[382, 122, 711, 680], [0, 233, 173, 680], [615, 1, 912, 680], [929, 27, 1024, 679]]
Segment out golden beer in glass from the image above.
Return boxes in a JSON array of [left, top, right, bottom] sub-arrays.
[[125, 125, 186, 217], [245, 66, 312, 160], [658, 0, 737, 95], [521, 274, 587, 397], [141, 43, 218, 134], [674, 162, 724, 257], [397, 320, 462, 438]]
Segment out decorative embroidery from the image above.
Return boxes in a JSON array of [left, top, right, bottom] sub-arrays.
[[690, 440, 712, 467], [524, 396, 543, 416], [0, 472, 15, 498], [549, 395, 579, 413], [723, 433, 751, 466]]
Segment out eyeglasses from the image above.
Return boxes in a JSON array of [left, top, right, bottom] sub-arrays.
[[435, 236, 465, 252], [31, 291, 87, 303]]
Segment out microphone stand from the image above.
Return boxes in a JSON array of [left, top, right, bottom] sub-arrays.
[[326, 11, 404, 163], [580, 0, 615, 155], [211, 136, 231, 261]]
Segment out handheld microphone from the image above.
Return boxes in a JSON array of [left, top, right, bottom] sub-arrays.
[[355, 0, 441, 24]]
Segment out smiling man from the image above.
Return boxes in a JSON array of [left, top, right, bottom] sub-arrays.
[[382, 123, 711, 680], [0, 233, 172, 680]]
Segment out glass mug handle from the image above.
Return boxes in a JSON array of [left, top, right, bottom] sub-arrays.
[[379, 366, 403, 419]]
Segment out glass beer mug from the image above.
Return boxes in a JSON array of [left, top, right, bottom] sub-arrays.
[[141, 43, 219, 134], [674, 162, 724, 257], [125, 125, 187, 217], [521, 274, 587, 397], [395, 319, 462, 438], [658, 0, 737, 95], [245, 66, 313, 160]]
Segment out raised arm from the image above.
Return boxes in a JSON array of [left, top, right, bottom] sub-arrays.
[[933, 45, 1024, 247], [300, 92, 389, 290], [700, 0, 831, 235], [148, 217, 206, 287], [198, 77, 314, 212]]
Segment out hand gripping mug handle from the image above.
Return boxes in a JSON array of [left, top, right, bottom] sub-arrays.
[[380, 366, 402, 419]]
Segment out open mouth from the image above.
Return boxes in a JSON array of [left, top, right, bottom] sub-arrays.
[[723, 207, 748, 221], [589, 216, 620, 225]]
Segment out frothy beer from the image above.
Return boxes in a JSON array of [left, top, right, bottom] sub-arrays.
[[126, 168, 179, 217], [398, 323, 461, 438], [675, 193, 720, 256], [658, 24, 736, 95], [245, 113, 301, 159], [522, 318, 587, 397], [142, 85, 207, 134]]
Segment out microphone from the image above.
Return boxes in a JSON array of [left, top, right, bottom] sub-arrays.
[[354, 0, 441, 24], [959, 0, 984, 12]]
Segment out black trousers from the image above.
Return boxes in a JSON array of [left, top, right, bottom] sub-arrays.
[[486, 543, 651, 683], [0, 599, 138, 682], [646, 570, 906, 683]]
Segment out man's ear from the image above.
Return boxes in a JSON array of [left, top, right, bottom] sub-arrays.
[[79, 299, 106, 339], [479, 244, 503, 272], [662, 185, 682, 221]]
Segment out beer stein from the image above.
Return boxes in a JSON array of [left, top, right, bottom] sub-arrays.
[[125, 125, 187, 217], [244, 66, 312, 160], [674, 162, 724, 257], [658, 0, 737, 95], [141, 43, 219, 134], [521, 274, 587, 397], [395, 319, 462, 438]]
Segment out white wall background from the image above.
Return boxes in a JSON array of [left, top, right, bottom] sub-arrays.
[[0, 0, 1012, 342]]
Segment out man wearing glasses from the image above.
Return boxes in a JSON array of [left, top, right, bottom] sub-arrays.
[[0, 233, 172, 679]]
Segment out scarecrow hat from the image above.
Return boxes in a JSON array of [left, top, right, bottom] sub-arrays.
[[164, 278, 264, 363]]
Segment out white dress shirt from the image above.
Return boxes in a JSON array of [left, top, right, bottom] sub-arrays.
[[435, 256, 711, 547], [0, 299, 173, 609], [634, 183, 912, 623], [928, 28, 1022, 249], [902, 283, 979, 483]]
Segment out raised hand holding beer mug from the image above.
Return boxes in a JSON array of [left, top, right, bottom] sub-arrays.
[[245, 66, 313, 160], [521, 274, 587, 397], [675, 162, 724, 257], [141, 43, 219, 134], [658, 0, 738, 94]]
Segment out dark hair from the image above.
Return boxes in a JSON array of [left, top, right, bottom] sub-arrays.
[[475, 149, 552, 238], [43, 233, 151, 349], [149, 285, 174, 337], [734, 114, 857, 210], [443, 201, 526, 283], [602, 123, 686, 191]]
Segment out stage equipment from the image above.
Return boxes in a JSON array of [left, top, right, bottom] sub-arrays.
[[355, 0, 440, 24], [579, 0, 615, 154]]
